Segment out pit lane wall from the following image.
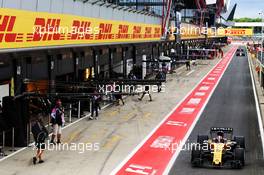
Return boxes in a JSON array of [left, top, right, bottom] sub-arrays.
[[0, 8, 162, 50], [248, 47, 264, 155]]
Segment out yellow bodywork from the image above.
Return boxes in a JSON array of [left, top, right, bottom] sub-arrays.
[[212, 143, 225, 165]]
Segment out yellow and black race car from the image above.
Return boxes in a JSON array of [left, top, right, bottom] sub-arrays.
[[191, 127, 245, 169]]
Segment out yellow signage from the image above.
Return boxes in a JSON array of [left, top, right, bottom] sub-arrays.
[[0, 8, 161, 50], [218, 28, 253, 36], [168, 24, 253, 40], [168, 24, 217, 40]]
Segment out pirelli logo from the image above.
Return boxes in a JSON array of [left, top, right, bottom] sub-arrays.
[[222, 28, 253, 36], [225, 29, 246, 35]]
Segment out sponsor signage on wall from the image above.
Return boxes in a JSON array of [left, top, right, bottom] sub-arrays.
[[0, 8, 162, 50]]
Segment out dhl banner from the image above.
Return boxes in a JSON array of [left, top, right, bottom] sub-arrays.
[[0, 8, 162, 50]]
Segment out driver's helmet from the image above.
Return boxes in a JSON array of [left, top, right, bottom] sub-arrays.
[[217, 131, 224, 137], [216, 131, 224, 143]]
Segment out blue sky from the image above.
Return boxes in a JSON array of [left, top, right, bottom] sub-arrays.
[[227, 0, 264, 18]]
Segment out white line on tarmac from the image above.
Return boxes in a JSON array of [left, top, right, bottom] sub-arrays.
[[186, 70, 195, 76], [177, 65, 187, 71], [176, 71, 183, 75]]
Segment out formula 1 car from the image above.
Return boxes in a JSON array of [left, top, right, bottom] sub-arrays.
[[236, 48, 246, 56], [191, 127, 245, 169]]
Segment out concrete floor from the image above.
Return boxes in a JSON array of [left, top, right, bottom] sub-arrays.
[[0, 47, 230, 175]]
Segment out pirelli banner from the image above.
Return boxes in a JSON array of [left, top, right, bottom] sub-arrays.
[[217, 28, 253, 36], [167, 23, 253, 40], [0, 8, 162, 50]]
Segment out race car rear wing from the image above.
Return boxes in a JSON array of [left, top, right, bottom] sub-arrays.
[[210, 127, 233, 133]]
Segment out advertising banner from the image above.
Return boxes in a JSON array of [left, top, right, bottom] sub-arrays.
[[0, 8, 162, 50]]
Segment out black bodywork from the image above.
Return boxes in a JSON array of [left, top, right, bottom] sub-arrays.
[[236, 48, 246, 57]]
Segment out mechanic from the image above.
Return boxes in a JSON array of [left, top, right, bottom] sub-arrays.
[[218, 48, 224, 58], [138, 85, 152, 101], [50, 99, 65, 144], [31, 114, 48, 164], [90, 91, 101, 120]]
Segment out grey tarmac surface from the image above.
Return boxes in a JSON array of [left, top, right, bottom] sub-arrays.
[[169, 46, 264, 175]]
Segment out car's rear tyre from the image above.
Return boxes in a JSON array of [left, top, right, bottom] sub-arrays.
[[234, 136, 245, 148], [232, 148, 245, 169], [197, 135, 209, 145]]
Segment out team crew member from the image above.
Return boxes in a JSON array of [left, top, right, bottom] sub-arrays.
[[31, 115, 48, 164], [155, 71, 163, 93], [90, 92, 101, 120], [114, 89, 125, 105], [218, 48, 224, 58], [128, 72, 137, 95], [138, 85, 152, 101], [186, 59, 191, 70], [0, 100, 2, 113], [50, 99, 65, 144]]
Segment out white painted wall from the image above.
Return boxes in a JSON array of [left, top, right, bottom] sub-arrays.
[[0, 84, 9, 105]]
